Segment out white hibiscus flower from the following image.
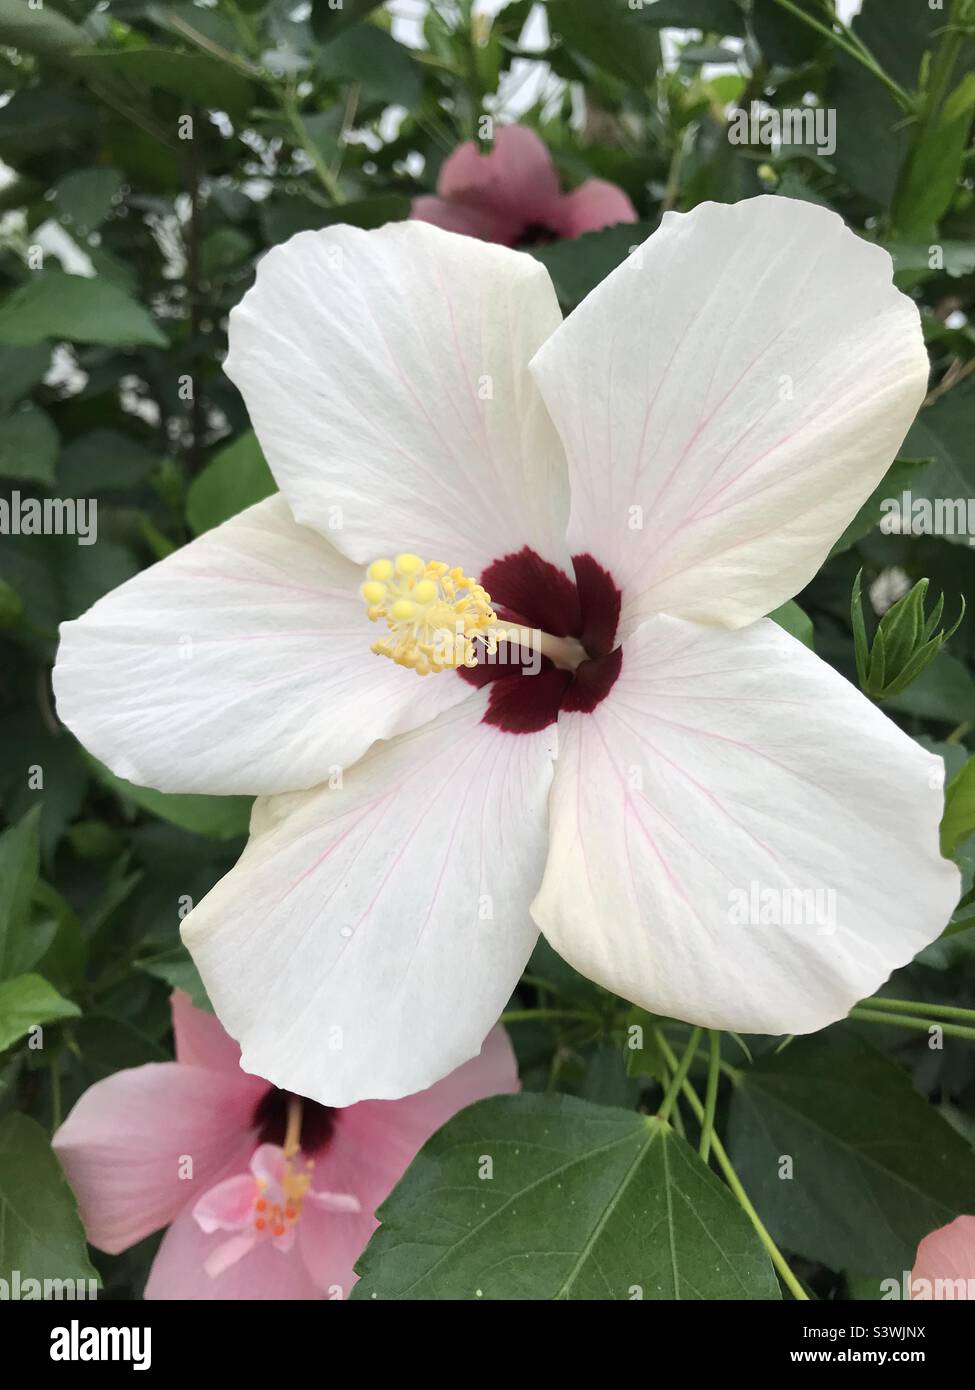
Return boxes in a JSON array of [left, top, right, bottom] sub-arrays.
[[53, 197, 959, 1106]]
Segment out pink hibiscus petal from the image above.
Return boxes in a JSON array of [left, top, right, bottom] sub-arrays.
[[550, 178, 638, 237], [146, 1205, 322, 1301], [409, 194, 516, 244], [912, 1215, 975, 1298], [438, 124, 561, 232], [53, 1062, 266, 1254], [171, 988, 246, 1075], [193, 1174, 258, 1234]]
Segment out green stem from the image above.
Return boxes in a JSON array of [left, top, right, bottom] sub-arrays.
[[279, 87, 346, 205], [769, 0, 913, 110], [699, 1030, 721, 1163], [858, 995, 975, 1025], [655, 1030, 809, 1301], [657, 1027, 701, 1123], [850, 1007, 975, 1041]]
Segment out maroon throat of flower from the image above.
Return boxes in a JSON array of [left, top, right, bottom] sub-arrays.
[[359, 545, 623, 735]]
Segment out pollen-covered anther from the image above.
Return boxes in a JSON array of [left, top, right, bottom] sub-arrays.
[[361, 553, 498, 676]]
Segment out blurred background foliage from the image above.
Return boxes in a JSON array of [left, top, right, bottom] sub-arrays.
[[1, 0, 975, 1300]]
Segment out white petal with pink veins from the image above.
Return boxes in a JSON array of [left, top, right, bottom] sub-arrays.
[[529, 196, 929, 635], [532, 615, 959, 1034], [226, 220, 571, 578], [182, 695, 555, 1106], [53, 495, 470, 796]]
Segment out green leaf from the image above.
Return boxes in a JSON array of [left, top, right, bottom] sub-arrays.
[[727, 1030, 975, 1272], [310, 0, 387, 43], [0, 973, 80, 1053], [529, 222, 653, 308], [547, 0, 662, 86], [0, 807, 41, 981], [0, 272, 167, 348], [941, 755, 975, 859], [894, 71, 975, 239], [352, 1093, 781, 1300], [0, 0, 86, 62], [86, 755, 252, 840], [200, 227, 253, 278], [259, 192, 409, 246], [52, 166, 123, 233], [0, 403, 59, 483], [0, 1111, 98, 1288], [137, 944, 211, 1012], [639, 0, 744, 30], [58, 428, 162, 495], [186, 430, 276, 534], [71, 1014, 169, 1083], [883, 650, 975, 724], [770, 599, 814, 649], [318, 27, 422, 108], [903, 382, 975, 544], [0, 344, 51, 413], [70, 47, 255, 121]]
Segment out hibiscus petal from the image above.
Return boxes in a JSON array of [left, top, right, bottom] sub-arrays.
[[182, 698, 553, 1105], [529, 196, 929, 635], [410, 194, 515, 244], [53, 495, 469, 796], [52, 1064, 266, 1253], [532, 615, 959, 1034], [145, 1206, 321, 1300], [437, 124, 561, 233], [225, 220, 571, 577], [171, 989, 244, 1074], [549, 179, 638, 237], [193, 1174, 257, 1234], [912, 1215, 975, 1298]]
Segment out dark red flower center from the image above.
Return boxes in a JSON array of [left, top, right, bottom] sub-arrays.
[[253, 1087, 336, 1155], [458, 547, 623, 734]]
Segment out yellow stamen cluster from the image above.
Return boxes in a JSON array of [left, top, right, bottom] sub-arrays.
[[362, 553, 498, 676]]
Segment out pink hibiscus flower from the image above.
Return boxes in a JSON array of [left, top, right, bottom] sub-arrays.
[[411, 123, 637, 246], [52, 990, 518, 1300], [911, 1215, 975, 1299]]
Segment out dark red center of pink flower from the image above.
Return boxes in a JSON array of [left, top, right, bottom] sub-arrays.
[[458, 547, 623, 734], [253, 1087, 336, 1155]]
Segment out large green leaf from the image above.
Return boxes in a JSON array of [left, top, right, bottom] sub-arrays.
[[0, 973, 80, 1053], [0, 1111, 98, 1288], [352, 1093, 781, 1300], [186, 430, 276, 535], [0, 272, 166, 348], [727, 1030, 975, 1272]]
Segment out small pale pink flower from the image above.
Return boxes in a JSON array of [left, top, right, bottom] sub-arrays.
[[411, 123, 637, 246], [52, 991, 518, 1300], [911, 1215, 975, 1299]]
